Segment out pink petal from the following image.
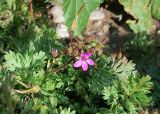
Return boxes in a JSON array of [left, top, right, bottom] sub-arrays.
[[82, 61, 88, 71], [74, 59, 82, 68], [84, 53, 91, 57], [86, 59, 94, 66], [80, 53, 85, 58]]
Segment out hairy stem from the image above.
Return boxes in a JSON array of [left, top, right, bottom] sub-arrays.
[[48, 58, 74, 73], [30, 0, 34, 20], [69, 32, 74, 49]]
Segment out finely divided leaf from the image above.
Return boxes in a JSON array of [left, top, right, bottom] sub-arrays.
[[3, 51, 47, 71]]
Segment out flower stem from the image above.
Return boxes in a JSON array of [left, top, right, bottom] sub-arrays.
[[48, 58, 74, 73], [69, 32, 74, 49], [16, 80, 29, 89], [30, 0, 34, 20]]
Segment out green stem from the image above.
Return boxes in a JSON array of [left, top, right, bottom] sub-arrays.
[[16, 80, 29, 88], [0, 48, 5, 53]]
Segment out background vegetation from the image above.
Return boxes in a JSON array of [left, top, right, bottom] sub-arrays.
[[0, 0, 160, 113]]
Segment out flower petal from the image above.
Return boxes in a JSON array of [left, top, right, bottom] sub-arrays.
[[84, 53, 91, 57], [86, 58, 94, 66], [74, 59, 82, 68], [80, 53, 85, 58], [82, 61, 88, 71]]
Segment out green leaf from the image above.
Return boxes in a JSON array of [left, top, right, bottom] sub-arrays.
[[102, 75, 152, 113], [0, 0, 6, 12], [119, 0, 152, 33], [3, 51, 47, 71], [63, 0, 102, 36], [60, 107, 76, 114], [108, 55, 137, 81], [151, 0, 160, 20], [0, 71, 6, 87], [49, 96, 58, 107]]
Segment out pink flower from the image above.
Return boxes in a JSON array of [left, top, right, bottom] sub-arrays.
[[74, 52, 94, 71]]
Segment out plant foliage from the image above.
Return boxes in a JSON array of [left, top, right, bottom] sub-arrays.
[[0, 0, 159, 113], [63, 0, 102, 36], [119, 0, 152, 33], [101, 75, 152, 114], [151, 0, 160, 20]]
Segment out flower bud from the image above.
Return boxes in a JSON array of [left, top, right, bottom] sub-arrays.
[[90, 48, 95, 54], [52, 48, 58, 58]]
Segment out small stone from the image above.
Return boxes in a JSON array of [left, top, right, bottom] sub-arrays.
[[103, 25, 110, 33], [92, 20, 102, 27], [89, 9, 105, 21], [49, 5, 65, 23], [56, 24, 69, 38]]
